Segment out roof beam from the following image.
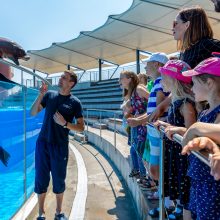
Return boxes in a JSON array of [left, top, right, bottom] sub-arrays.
[[28, 51, 85, 71], [101, 59, 119, 66], [52, 43, 98, 60], [109, 16, 172, 36], [53, 43, 119, 66], [80, 31, 136, 50]]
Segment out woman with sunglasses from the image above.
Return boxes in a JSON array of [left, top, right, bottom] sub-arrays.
[[148, 6, 220, 123], [173, 5, 220, 68]]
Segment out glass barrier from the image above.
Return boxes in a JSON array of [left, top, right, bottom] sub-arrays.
[[0, 81, 44, 220]]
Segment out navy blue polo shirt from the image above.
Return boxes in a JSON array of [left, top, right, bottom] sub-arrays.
[[38, 90, 83, 145]]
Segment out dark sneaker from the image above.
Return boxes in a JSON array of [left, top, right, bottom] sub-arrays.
[[129, 169, 140, 178], [36, 217, 46, 220], [54, 213, 68, 220]]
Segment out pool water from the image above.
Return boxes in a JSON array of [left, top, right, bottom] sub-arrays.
[[0, 109, 44, 220]]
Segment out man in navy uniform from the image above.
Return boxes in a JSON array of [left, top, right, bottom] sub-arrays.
[[31, 70, 84, 220]]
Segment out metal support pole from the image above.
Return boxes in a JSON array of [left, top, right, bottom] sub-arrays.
[[87, 109, 89, 133], [99, 111, 102, 146], [99, 59, 102, 81], [114, 113, 116, 150], [159, 133, 165, 220], [23, 86, 27, 201], [136, 50, 140, 74], [33, 69, 36, 87], [21, 70, 24, 85]]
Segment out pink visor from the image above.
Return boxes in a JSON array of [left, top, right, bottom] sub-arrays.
[[183, 57, 220, 77], [159, 60, 192, 83]]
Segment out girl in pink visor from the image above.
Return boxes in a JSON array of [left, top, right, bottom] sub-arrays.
[[181, 56, 220, 220], [165, 56, 220, 220], [155, 60, 197, 220]]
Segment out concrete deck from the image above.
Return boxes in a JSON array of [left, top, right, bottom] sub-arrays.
[[85, 126, 158, 220]]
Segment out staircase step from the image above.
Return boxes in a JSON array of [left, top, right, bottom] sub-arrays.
[[92, 123, 108, 129]]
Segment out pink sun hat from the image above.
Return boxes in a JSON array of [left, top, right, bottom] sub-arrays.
[[182, 56, 220, 77], [159, 60, 192, 83]]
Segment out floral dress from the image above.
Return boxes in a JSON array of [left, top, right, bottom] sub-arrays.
[[164, 98, 194, 208], [188, 105, 220, 220], [130, 90, 148, 156]]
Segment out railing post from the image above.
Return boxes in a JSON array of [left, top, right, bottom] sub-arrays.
[[159, 132, 165, 220], [87, 109, 89, 133], [99, 111, 102, 146], [114, 113, 116, 149], [23, 86, 27, 202]]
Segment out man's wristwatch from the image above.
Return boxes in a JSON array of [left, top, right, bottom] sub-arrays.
[[63, 121, 68, 128]]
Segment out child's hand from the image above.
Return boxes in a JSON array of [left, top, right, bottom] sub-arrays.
[[181, 137, 220, 180], [164, 126, 186, 140], [127, 118, 140, 127], [124, 113, 132, 119], [182, 137, 219, 155], [211, 151, 220, 181], [153, 120, 170, 130]]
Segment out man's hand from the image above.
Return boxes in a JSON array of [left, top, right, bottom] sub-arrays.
[[53, 111, 66, 127], [40, 81, 48, 95]]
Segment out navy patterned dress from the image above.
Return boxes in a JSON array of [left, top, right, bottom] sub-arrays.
[[188, 105, 220, 220], [164, 98, 194, 208], [130, 90, 148, 156]]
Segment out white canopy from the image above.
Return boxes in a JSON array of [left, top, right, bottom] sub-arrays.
[[21, 0, 220, 74]]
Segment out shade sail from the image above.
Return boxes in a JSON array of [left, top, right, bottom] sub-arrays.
[[21, 0, 220, 74]]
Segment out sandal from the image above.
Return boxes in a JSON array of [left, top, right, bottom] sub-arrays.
[[140, 181, 157, 191], [129, 169, 140, 178], [148, 206, 175, 218], [37, 217, 46, 220], [148, 207, 160, 218], [147, 191, 159, 200], [137, 176, 152, 184], [168, 205, 183, 220]]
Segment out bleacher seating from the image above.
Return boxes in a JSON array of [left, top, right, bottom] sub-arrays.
[[72, 78, 123, 118]]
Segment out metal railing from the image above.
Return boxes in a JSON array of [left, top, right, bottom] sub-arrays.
[[83, 108, 211, 220], [45, 61, 147, 86], [146, 123, 210, 220], [84, 109, 125, 149]]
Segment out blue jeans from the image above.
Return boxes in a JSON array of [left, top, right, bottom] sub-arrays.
[[130, 145, 146, 176]]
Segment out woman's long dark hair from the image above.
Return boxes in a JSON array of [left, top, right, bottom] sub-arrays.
[[121, 70, 139, 99], [177, 6, 213, 51]]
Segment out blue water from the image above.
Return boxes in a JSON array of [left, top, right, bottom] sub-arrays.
[[0, 109, 44, 220]]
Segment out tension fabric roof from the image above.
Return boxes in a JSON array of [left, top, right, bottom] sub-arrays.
[[21, 0, 220, 74]]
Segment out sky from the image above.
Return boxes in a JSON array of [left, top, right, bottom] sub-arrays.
[[0, 0, 133, 51], [0, 0, 133, 82]]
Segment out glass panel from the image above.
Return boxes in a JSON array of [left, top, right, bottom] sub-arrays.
[[0, 82, 44, 219], [0, 81, 25, 219]]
